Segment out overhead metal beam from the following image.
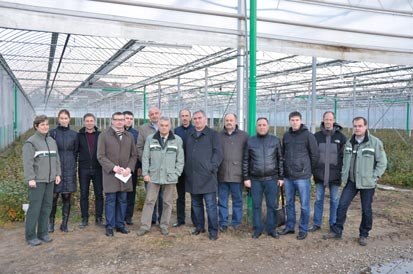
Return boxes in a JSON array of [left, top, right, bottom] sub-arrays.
[[44, 32, 59, 99]]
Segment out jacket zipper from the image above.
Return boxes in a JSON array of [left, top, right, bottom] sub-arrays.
[[45, 136, 51, 183]]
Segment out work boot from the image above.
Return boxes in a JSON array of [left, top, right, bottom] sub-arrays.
[[60, 200, 71, 233]]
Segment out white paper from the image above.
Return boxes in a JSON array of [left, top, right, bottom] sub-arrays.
[[115, 173, 132, 184]]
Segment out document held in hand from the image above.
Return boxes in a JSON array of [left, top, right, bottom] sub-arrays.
[[115, 173, 132, 184]]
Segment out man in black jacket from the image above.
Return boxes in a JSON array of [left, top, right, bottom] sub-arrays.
[[243, 117, 283, 239], [279, 111, 319, 240], [77, 113, 103, 227], [185, 110, 223, 240], [309, 111, 346, 232]]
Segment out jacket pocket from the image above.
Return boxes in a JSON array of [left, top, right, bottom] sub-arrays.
[[166, 169, 179, 183]]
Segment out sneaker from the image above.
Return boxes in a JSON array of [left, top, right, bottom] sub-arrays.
[[27, 238, 42, 246], [359, 236, 367, 246], [322, 231, 342, 240], [136, 228, 149, 236], [308, 225, 321, 232], [38, 234, 53, 243], [160, 227, 169, 236]]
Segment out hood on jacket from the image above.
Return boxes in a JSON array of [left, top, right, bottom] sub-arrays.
[[288, 124, 308, 134], [320, 122, 343, 133]]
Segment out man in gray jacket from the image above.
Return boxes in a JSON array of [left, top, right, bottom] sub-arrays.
[[137, 106, 163, 224], [137, 117, 184, 236], [218, 113, 248, 232]]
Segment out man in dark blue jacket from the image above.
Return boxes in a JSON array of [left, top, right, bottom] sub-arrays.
[[279, 111, 319, 240], [309, 111, 346, 232], [123, 111, 141, 225], [243, 117, 283, 239], [77, 113, 103, 227], [185, 110, 223, 240], [173, 109, 194, 227]]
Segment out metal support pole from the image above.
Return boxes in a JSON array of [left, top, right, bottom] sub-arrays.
[[143, 86, 147, 123], [204, 67, 209, 125], [352, 76, 356, 118], [158, 82, 161, 109], [248, 0, 257, 136], [13, 83, 18, 138], [333, 95, 338, 119], [177, 77, 181, 114], [237, 0, 246, 130], [311, 57, 317, 133], [407, 95, 411, 136]]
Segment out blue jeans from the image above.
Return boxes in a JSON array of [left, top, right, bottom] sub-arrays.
[[312, 182, 340, 228], [332, 180, 375, 237], [251, 179, 279, 235], [105, 192, 127, 230], [284, 178, 311, 233], [191, 192, 218, 236], [218, 182, 243, 228]]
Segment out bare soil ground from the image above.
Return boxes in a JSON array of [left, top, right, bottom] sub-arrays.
[[1, 188, 412, 274]]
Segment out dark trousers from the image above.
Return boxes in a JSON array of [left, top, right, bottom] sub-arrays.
[[25, 182, 54, 241], [125, 172, 138, 220], [191, 192, 218, 236], [176, 176, 195, 225], [79, 168, 103, 219], [105, 192, 127, 230], [332, 180, 375, 237]]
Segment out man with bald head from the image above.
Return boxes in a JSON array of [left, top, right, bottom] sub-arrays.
[[218, 113, 248, 232], [137, 106, 163, 224]]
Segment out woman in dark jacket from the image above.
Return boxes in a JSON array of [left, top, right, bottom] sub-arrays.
[[48, 109, 78, 233]]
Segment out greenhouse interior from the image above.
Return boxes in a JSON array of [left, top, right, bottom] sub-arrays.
[[0, 1, 413, 273]]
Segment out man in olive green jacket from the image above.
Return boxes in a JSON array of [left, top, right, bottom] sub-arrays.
[[323, 116, 387, 246], [137, 117, 184, 236]]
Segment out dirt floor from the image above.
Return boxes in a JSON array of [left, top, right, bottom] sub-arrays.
[[1, 188, 413, 274]]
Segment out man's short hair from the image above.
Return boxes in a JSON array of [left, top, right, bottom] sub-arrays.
[[322, 111, 335, 119], [224, 113, 237, 120], [111, 112, 124, 119], [159, 116, 171, 124], [352, 116, 368, 125], [179, 109, 191, 117], [193, 110, 206, 118], [289, 111, 302, 120], [33, 115, 48, 130], [256, 117, 268, 123], [123, 111, 134, 117], [83, 113, 96, 121]]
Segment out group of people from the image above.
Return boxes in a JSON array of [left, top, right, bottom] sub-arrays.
[[22, 107, 387, 247]]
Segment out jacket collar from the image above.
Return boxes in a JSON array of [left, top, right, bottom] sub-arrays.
[[79, 126, 99, 134], [153, 130, 175, 141], [222, 125, 238, 135], [350, 130, 369, 145]]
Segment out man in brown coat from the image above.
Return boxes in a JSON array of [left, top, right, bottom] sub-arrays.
[[97, 112, 137, 237]]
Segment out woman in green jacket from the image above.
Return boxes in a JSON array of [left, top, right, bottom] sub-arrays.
[[23, 115, 61, 246]]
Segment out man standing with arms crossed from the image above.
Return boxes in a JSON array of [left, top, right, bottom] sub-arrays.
[[323, 116, 387, 246], [309, 111, 346, 232], [173, 109, 194, 227], [218, 113, 248, 232], [279, 111, 319, 240]]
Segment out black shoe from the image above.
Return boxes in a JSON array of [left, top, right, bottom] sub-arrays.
[[359, 236, 367, 246], [297, 232, 307, 240], [125, 217, 133, 225], [173, 222, 185, 227], [252, 232, 262, 239], [308, 225, 321, 232], [116, 227, 130, 234], [322, 231, 342, 240], [151, 220, 157, 225], [60, 223, 69, 233], [209, 234, 218, 241], [79, 218, 88, 228], [268, 232, 280, 239], [95, 218, 104, 226], [191, 228, 206, 235], [105, 228, 114, 237], [38, 235, 53, 243], [48, 218, 55, 233], [219, 226, 228, 232], [278, 229, 295, 235]]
